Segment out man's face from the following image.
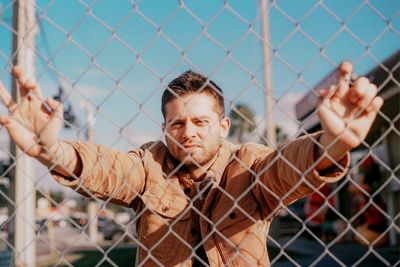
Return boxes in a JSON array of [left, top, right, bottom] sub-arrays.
[[163, 93, 230, 167]]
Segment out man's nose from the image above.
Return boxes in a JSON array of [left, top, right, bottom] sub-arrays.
[[182, 122, 197, 139]]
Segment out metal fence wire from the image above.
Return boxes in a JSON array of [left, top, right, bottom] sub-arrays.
[[0, 0, 399, 266]]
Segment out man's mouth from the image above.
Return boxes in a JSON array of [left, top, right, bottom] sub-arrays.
[[183, 143, 201, 149]]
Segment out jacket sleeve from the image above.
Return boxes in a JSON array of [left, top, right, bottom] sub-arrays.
[[251, 132, 350, 217], [51, 141, 146, 207]]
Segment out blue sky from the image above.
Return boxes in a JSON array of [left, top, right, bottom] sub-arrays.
[[0, 0, 399, 154]]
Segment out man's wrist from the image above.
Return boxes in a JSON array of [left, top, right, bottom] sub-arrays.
[[37, 141, 62, 165], [37, 140, 82, 177], [315, 132, 351, 171]]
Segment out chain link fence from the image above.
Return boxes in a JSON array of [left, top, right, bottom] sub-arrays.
[[0, 0, 399, 266]]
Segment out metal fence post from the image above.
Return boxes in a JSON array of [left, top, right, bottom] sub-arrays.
[[10, 0, 37, 266], [85, 102, 98, 244], [259, 0, 276, 148]]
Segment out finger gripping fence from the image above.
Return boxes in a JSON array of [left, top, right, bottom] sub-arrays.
[[0, 0, 399, 266]]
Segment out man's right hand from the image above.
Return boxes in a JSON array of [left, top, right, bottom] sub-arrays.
[[0, 66, 63, 157]]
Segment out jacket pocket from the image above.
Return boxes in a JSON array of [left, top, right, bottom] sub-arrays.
[[211, 194, 258, 232], [142, 190, 190, 220]]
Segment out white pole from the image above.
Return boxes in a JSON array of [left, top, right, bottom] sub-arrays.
[[85, 102, 98, 243], [45, 187, 56, 256], [259, 0, 276, 148], [11, 0, 37, 266]]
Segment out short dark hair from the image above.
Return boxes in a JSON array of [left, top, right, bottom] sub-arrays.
[[161, 70, 225, 119]]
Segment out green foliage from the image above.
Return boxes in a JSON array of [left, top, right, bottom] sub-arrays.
[[228, 103, 256, 143], [261, 126, 288, 146], [228, 103, 288, 146], [0, 161, 11, 207]]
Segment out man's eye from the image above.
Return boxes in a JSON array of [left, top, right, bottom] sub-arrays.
[[171, 121, 183, 126], [196, 120, 208, 126]]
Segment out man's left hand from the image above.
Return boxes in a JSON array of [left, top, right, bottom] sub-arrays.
[[316, 61, 384, 170]]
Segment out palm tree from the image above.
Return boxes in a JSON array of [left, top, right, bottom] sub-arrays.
[[261, 126, 288, 146], [228, 103, 256, 143]]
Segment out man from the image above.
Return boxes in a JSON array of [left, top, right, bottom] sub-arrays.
[[0, 62, 383, 266]]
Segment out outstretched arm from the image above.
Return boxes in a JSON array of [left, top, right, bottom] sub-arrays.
[[0, 66, 81, 177], [251, 62, 384, 214], [0, 66, 146, 206]]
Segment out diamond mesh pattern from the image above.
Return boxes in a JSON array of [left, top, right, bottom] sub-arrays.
[[0, 0, 399, 266]]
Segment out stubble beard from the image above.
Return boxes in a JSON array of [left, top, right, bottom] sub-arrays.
[[166, 140, 220, 168]]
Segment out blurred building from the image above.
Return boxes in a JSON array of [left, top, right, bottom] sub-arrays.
[[295, 50, 400, 246]]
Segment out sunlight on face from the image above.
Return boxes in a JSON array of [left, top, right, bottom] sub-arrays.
[[163, 93, 230, 167]]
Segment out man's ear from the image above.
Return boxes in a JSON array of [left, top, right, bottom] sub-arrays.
[[162, 122, 166, 132], [220, 117, 231, 138]]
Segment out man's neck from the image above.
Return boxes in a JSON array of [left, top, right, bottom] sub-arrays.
[[188, 153, 219, 181]]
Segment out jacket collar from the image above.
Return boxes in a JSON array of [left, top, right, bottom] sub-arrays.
[[164, 140, 237, 199], [165, 140, 236, 181], [200, 139, 237, 214]]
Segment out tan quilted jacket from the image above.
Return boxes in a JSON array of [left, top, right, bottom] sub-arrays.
[[52, 133, 349, 266]]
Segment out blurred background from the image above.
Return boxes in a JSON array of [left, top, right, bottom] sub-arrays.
[[0, 0, 399, 266]]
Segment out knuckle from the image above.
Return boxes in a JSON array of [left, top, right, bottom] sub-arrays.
[[368, 84, 378, 96], [12, 66, 23, 77], [367, 87, 377, 98], [369, 82, 377, 90], [376, 96, 384, 106], [26, 148, 37, 157], [353, 85, 365, 96], [357, 77, 370, 84], [356, 97, 366, 107], [353, 77, 369, 91], [370, 97, 383, 111], [26, 81, 37, 89]]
